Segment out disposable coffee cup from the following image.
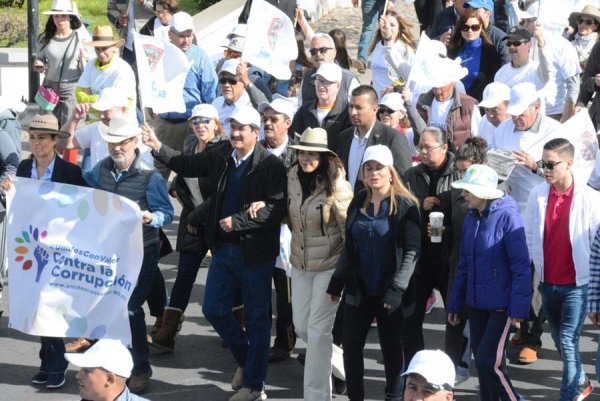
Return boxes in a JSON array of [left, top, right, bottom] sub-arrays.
[[429, 212, 444, 243]]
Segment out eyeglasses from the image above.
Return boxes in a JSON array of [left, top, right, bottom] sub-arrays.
[[578, 18, 597, 25], [309, 47, 332, 56], [261, 114, 283, 123], [314, 78, 335, 87], [377, 106, 395, 115], [219, 77, 238, 85], [538, 160, 563, 170], [461, 23, 481, 32], [506, 40, 527, 47], [417, 144, 443, 153], [191, 117, 211, 126]]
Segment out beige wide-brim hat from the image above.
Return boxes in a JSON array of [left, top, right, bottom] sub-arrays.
[[98, 116, 140, 143], [569, 5, 600, 29], [85, 26, 125, 48], [29, 114, 70, 138], [289, 127, 337, 156], [42, 0, 79, 16]]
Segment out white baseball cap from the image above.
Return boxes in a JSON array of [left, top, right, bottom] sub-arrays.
[[98, 116, 140, 143], [379, 93, 406, 112], [402, 349, 456, 390], [170, 12, 194, 33], [311, 63, 342, 83], [220, 58, 241, 76], [479, 82, 510, 109], [93, 87, 129, 111], [362, 145, 394, 167], [189, 103, 219, 120], [506, 82, 539, 116], [65, 339, 133, 378], [223, 36, 245, 53], [257, 94, 298, 120], [225, 105, 261, 127]]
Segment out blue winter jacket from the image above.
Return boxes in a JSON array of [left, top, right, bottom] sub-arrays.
[[447, 195, 531, 320]]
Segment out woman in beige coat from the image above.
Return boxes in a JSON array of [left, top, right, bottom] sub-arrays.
[[288, 127, 353, 401]]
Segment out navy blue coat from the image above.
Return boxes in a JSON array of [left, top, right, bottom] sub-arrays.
[[447, 195, 531, 319]]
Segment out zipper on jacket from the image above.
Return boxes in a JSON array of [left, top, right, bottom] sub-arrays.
[[317, 205, 325, 236]]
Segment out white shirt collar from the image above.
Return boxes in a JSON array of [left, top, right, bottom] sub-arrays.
[[231, 148, 254, 168], [353, 121, 376, 143], [264, 135, 289, 157]]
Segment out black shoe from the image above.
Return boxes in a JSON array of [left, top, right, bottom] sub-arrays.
[[296, 352, 306, 366], [31, 371, 48, 385], [268, 347, 291, 363], [128, 371, 152, 394], [333, 375, 347, 395], [46, 369, 67, 389]]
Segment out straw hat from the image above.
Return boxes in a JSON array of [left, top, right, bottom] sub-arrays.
[[289, 127, 337, 156], [569, 5, 600, 29], [98, 117, 140, 143], [86, 26, 125, 48], [42, 0, 79, 16], [451, 164, 503, 200], [29, 114, 70, 138]]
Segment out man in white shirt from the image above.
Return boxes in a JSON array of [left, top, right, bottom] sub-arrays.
[[477, 82, 511, 146]]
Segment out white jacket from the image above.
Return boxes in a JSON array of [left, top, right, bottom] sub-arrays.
[[525, 179, 600, 286]]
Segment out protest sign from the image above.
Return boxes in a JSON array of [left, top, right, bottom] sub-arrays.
[[487, 149, 518, 181], [134, 32, 192, 114], [6, 178, 144, 346], [243, 0, 298, 80]]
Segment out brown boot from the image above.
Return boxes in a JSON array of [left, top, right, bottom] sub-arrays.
[[150, 315, 163, 336], [149, 307, 183, 352]]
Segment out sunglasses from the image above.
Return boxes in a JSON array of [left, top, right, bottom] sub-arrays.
[[506, 40, 527, 47], [578, 18, 597, 25], [191, 117, 211, 125], [461, 23, 481, 32], [537, 160, 563, 170], [378, 106, 395, 115], [309, 47, 332, 56], [219, 77, 238, 85], [314, 78, 336, 87]]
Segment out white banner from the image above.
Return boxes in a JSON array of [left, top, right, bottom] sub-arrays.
[[6, 178, 144, 346], [133, 32, 192, 113], [243, 0, 298, 80]]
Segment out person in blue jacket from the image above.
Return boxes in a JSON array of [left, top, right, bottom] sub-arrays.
[[447, 164, 531, 401]]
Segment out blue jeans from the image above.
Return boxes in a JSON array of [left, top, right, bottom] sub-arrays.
[[39, 337, 68, 374], [169, 249, 207, 311], [357, 0, 386, 63], [128, 243, 160, 375], [539, 282, 588, 401], [202, 243, 274, 391]]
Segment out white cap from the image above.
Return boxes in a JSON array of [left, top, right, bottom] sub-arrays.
[[98, 116, 140, 143], [311, 63, 342, 83], [223, 36, 245, 53], [92, 87, 129, 111], [379, 93, 406, 112], [170, 12, 194, 32], [479, 82, 510, 109], [220, 58, 241, 76], [425, 57, 467, 88], [362, 145, 394, 167], [506, 82, 539, 116], [65, 339, 133, 378], [189, 103, 219, 120], [225, 105, 261, 127], [226, 23, 247, 39], [257, 94, 298, 120], [402, 349, 455, 390]]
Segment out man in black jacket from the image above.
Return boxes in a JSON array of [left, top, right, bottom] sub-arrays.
[[338, 85, 412, 193], [143, 105, 286, 401]]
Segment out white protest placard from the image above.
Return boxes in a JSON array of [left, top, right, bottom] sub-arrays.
[[134, 32, 192, 114], [243, 0, 298, 80], [6, 178, 144, 346]]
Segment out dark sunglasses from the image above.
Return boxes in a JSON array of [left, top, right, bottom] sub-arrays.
[[309, 47, 332, 56], [461, 23, 481, 32], [537, 160, 563, 170], [191, 117, 211, 125], [578, 18, 597, 25], [506, 40, 527, 47], [219, 77, 238, 85], [377, 106, 395, 115]]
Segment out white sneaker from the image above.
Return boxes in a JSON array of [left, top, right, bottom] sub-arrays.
[[229, 387, 267, 401], [231, 367, 244, 391]]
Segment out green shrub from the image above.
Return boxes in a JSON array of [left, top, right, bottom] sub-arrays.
[[0, 12, 27, 47]]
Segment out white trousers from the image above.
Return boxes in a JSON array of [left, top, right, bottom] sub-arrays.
[[291, 268, 339, 401]]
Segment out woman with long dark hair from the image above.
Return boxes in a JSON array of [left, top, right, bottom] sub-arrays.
[[33, 0, 86, 126], [327, 144, 421, 401]]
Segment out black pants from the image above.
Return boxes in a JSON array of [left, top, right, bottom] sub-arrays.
[[414, 0, 444, 32], [271, 268, 295, 351], [343, 297, 404, 401], [520, 263, 544, 350], [403, 256, 449, 366]]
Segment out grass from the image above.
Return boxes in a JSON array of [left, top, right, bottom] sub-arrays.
[[0, 0, 206, 48]]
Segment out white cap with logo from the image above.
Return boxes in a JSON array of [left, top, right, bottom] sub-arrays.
[[65, 339, 134, 378]]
